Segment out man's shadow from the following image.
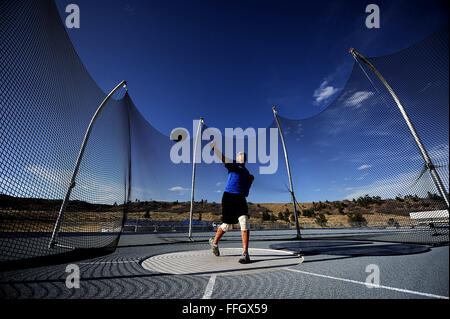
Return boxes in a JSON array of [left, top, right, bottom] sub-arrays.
[[268, 240, 431, 262]]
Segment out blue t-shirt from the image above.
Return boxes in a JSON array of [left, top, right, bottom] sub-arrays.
[[224, 162, 251, 197]]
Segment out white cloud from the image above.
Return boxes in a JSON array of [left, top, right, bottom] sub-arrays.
[[315, 188, 321, 192], [216, 182, 222, 186], [344, 170, 428, 200], [343, 91, 374, 108], [168, 186, 189, 192], [356, 173, 369, 181], [313, 80, 339, 105], [357, 164, 372, 170]]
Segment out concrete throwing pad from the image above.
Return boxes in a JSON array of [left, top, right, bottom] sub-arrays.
[[141, 248, 304, 276]]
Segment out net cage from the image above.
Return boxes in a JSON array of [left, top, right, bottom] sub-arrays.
[[0, 0, 448, 269]]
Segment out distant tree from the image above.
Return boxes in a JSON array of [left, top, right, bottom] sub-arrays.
[[387, 218, 399, 228], [427, 192, 442, 200], [198, 213, 202, 221], [278, 212, 284, 221], [270, 213, 277, 222], [289, 214, 296, 222], [315, 213, 327, 227], [144, 209, 151, 219], [302, 208, 315, 218], [347, 213, 368, 227], [262, 211, 271, 221]]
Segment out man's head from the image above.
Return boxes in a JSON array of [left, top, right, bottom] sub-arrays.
[[237, 152, 247, 164]]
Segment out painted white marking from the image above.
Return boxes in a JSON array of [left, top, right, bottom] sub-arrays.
[[78, 260, 139, 265], [202, 275, 217, 299], [287, 268, 449, 299]]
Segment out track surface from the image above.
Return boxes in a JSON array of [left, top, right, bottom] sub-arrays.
[[0, 230, 448, 299]]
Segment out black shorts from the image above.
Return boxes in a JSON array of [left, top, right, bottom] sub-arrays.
[[221, 191, 248, 224]]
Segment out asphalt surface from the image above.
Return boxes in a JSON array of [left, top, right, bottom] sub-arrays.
[[0, 230, 448, 299]]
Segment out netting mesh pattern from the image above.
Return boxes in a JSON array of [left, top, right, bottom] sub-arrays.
[[272, 27, 449, 244], [0, 0, 130, 263]]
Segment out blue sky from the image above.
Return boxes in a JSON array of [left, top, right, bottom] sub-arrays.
[[56, 0, 448, 131], [52, 0, 449, 203]]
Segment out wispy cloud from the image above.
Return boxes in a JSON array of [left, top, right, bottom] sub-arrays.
[[343, 91, 374, 108], [169, 186, 189, 192], [356, 173, 369, 181], [357, 164, 372, 170], [313, 80, 339, 105], [344, 170, 429, 200]]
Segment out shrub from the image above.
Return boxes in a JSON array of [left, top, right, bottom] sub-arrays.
[[315, 213, 327, 227], [347, 212, 368, 227], [302, 208, 315, 218], [262, 211, 271, 221], [387, 218, 400, 228], [144, 209, 151, 219]]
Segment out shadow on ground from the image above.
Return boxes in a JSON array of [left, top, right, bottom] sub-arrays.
[[269, 241, 431, 257]]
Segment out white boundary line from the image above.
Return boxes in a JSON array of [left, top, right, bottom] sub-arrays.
[[202, 275, 217, 299], [78, 260, 139, 265], [200, 248, 299, 299], [287, 268, 449, 299]]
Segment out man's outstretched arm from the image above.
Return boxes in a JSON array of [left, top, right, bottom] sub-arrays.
[[210, 141, 232, 164]]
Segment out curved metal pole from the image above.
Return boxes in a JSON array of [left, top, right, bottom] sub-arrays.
[[350, 48, 449, 210], [189, 117, 204, 241], [49, 80, 127, 249], [272, 107, 301, 239]]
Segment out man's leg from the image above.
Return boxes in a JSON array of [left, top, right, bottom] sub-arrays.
[[238, 215, 250, 263], [210, 223, 230, 256], [241, 229, 249, 251], [213, 226, 226, 245]]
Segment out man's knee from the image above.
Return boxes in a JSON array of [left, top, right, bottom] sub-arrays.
[[220, 223, 231, 232], [238, 215, 249, 231]]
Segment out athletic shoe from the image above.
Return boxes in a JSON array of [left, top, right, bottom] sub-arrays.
[[238, 251, 250, 264], [209, 238, 220, 256]]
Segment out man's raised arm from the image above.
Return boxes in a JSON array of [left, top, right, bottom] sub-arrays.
[[209, 141, 232, 164]]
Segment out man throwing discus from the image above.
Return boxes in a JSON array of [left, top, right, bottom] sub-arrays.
[[209, 140, 254, 264]]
